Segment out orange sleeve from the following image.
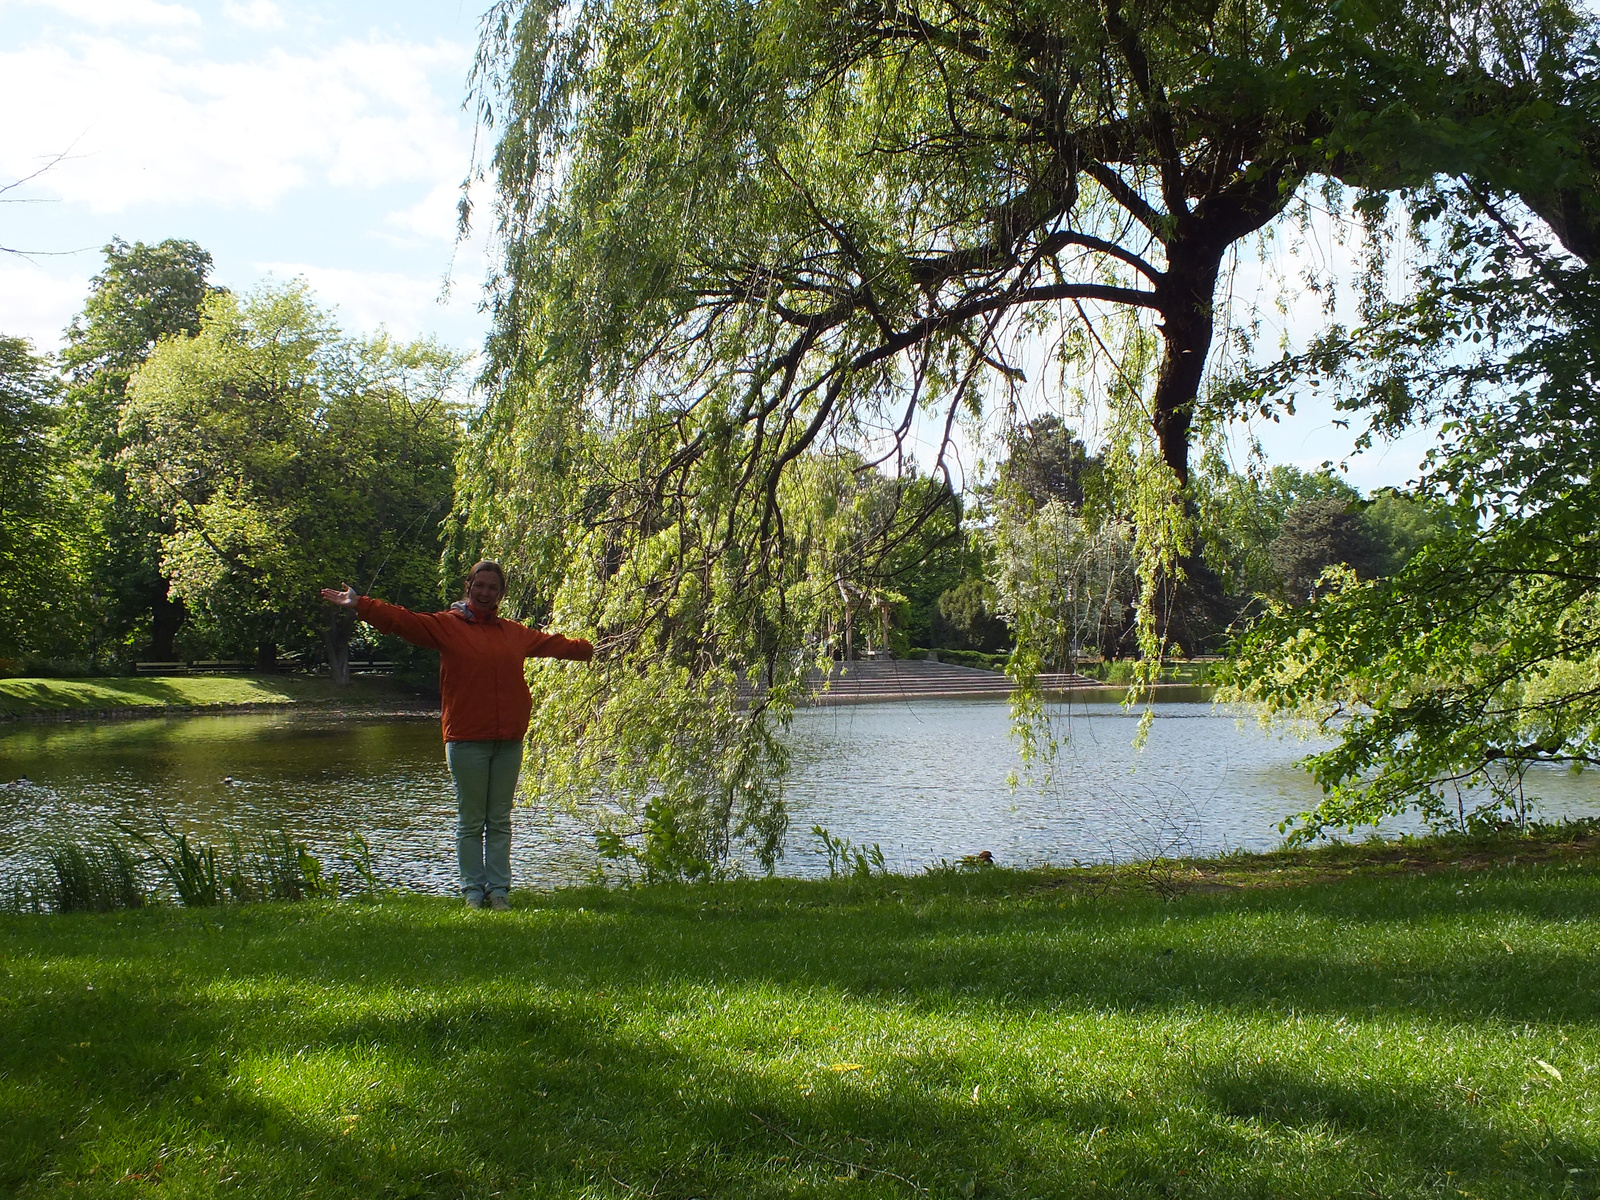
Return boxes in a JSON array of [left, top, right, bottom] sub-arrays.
[[524, 626, 594, 662], [356, 596, 449, 651]]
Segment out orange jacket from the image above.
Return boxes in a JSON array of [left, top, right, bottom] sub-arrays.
[[356, 596, 593, 742]]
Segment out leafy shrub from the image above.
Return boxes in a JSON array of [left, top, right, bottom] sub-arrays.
[[812, 826, 887, 879], [1102, 659, 1136, 684], [597, 798, 720, 884], [924, 648, 1009, 671]]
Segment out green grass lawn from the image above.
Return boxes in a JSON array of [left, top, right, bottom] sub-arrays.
[[0, 674, 428, 718], [5, 842, 1600, 1198]]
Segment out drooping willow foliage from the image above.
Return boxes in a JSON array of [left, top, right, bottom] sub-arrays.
[[458, 0, 1597, 868]]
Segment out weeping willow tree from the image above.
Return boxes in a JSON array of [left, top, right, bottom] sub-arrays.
[[459, 0, 1588, 872]]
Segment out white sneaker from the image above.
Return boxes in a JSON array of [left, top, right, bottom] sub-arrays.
[[464, 893, 485, 909], [488, 892, 511, 912]]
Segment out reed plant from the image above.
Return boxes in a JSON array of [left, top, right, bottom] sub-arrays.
[[1, 835, 153, 914], [115, 817, 331, 907], [4, 821, 334, 914], [128, 816, 224, 906], [339, 830, 384, 900], [1, 870, 46, 914], [42, 837, 149, 912], [219, 830, 331, 902], [811, 825, 888, 879]]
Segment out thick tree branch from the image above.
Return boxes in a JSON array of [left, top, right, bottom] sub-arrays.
[[853, 281, 1160, 373]]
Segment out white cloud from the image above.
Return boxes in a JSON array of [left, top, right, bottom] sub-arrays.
[[252, 261, 481, 343], [221, 0, 283, 30], [0, 259, 91, 351], [382, 177, 494, 244], [4, 0, 200, 27], [0, 34, 472, 212]]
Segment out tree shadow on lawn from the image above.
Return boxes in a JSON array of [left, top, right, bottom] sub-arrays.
[[0, 677, 197, 712], [6, 973, 1596, 1199], [6, 871, 1600, 1196], [220, 871, 1600, 1026]]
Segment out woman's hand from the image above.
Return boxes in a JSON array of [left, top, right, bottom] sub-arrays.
[[320, 584, 359, 608]]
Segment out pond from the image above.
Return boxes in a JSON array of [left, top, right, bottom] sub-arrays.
[[3, 699, 1599, 893]]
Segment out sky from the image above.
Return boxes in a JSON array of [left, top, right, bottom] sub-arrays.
[[0, 0, 491, 351], [0, 0, 1439, 494]]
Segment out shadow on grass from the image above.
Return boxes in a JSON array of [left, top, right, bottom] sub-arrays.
[[0, 677, 197, 713], [191, 867, 1600, 1024], [5, 866, 1600, 1197]]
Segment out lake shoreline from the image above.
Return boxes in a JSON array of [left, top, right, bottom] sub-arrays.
[[0, 672, 1212, 723], [5, 700, 443, 725], [803, 681, 1214, 706], [0, 673, 437, 723]]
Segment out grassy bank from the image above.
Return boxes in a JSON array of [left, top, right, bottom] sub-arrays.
[[6, 836, 1600, 1198], [0, 674, 430, 719]]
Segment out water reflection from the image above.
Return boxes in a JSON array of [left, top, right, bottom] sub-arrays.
[[0, 713, 599, 893], [3, 700, 1598, 892]]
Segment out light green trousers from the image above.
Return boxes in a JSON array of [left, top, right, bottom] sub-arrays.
[[445, 739, 524, 899]]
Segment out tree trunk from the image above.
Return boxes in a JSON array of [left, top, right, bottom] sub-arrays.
[[148, 584, 185, 660], [1149, 248, 1224, 487], [1148, 169, 1301, 484], [255, 640, 277, 672], [324, 609, 353, 686], [1521, 187, 1600, 268]]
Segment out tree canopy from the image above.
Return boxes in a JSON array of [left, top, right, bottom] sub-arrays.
[[1223, 184, 1600, 837], [60, 238, 218, 661], [459, 0, 1600, 862], [120, 283, 465, 675], [0, 336, 90, 664]]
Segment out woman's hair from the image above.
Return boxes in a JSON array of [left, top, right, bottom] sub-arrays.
[[463, 560, 507, 596]]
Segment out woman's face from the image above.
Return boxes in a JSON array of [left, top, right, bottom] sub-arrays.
[[467, 571, 504, 613]]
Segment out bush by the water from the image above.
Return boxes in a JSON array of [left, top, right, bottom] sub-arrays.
[[4, 821, 333, 914], [1088, 658, 1215, 684], [915, 647, 1009, 670]]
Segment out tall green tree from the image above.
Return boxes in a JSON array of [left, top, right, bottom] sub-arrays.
[[0, 336, 91, 663], [466, 0, 1597, 863], [59, 238, 217, 662], [878, 476, 973, 654], [1363, 489, 1457, 577], [999, 417, 1102, 512], [993, 502, 1136, 668], [1193, 464, 1360, 598], [464, 0, 1374, 866], [119, 283, 464, 676], [1201, 0, 1600, 837], [1267, 496, 1384, 601], [1224, 185, 1600, 838]]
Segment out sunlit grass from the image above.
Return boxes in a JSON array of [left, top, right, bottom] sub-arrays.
[[5, 841, 1600, 1197], [0, 674, 423, 718]]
